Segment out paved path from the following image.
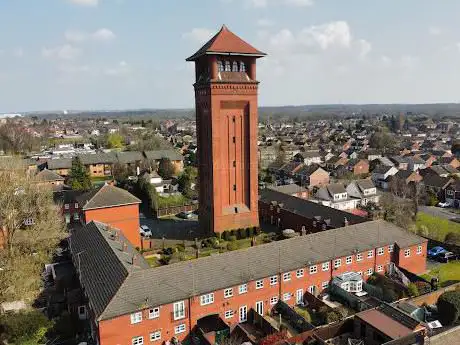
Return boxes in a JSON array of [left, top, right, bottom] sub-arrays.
[[419, 206, 459, 221]]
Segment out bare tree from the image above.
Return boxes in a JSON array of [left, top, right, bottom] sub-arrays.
[[0, 158, 66, 302]]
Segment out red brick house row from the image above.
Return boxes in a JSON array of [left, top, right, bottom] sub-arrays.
[[70, 219, 427, 345]]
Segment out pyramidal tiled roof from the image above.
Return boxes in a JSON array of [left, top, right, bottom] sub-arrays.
[[77, 184, 141, 211], [186, 25, 266, 61]]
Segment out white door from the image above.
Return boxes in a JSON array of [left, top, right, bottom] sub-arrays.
[[308, 285, 316, 295], [239, 305, 247, 322], [296, 289, 303, 305], [255, 301, 264, 315]]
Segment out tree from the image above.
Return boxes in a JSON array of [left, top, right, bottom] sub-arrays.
[[112, 162, 131, 182], [0, 310, 53, 344], [157, 158, 175, 179], [68, 156, 92, 191], [369, 130, 395, 151], [107, 133, 124, 149], [0, 158, 66, 302]]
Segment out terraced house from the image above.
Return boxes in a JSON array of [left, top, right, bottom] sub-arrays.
[[70, 220, 427, 345]]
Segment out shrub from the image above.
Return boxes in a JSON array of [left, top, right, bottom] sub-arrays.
[[0, 310, 53, 345], [229, 235, 237, 242], [247, 227, 255, 237], [222, 231, 230, 241], [239, 228, 247, 239], [254, 226, 261, 235], [230, 229, 237, 238], [176, 244, 185, 252], [325, 310, 342, 324], [437, 291, 460, 325], [407, 283, 420, 297], [445, 232, 460, 246], [227, 242, 239, 251], [382, 287, 398, 302]]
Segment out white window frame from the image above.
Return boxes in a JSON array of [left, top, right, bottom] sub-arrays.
[[64, 203, 69, 210], [270, 275, 278, 285], [130, 311, 142, 324], [321, 281, 329, 289], [173, 301, 185, 320], [356, 253, 363, 261], [270, 296, 279, 305], [417, 245, 422, 255], [174, 324, 186, 335], [150, 331, 161, 342], [309, 265, 317, 274], [377, 265, 384, 272], [74, 203, 79, 209], [283, 272, 291, 281], [256, 279, 264, 289], [224, 288, 233, 299], [334, 259, 341, 268], [377, 247, 384, 256], [388, 244, 394, 253], [366, 268, 374, 276], [346, 256, 353, 265], [239, 284, 248, 294], [283, 293, 291, 301], [367, 250, 374, 258], [224, 310, 234, 319], [200, 293, 214, 306], [322, 262, 330, 271], [296, 268, 304, 278], [148, 307, 159, 319], [404, 248, 411, 257], [132, 336, 144, 345], [239, 305, 248, 323]]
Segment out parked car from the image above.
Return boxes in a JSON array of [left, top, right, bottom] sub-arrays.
[[427, 246, 447, 258], [139, 225, 152, 238], [177, 211, 193, 219], [437, 201, 451, 208], [436, 251, 458, 263]]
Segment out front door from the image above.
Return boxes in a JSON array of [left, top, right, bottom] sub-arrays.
[[239, 305, 247, 322], [255, 301, 263, 315], [308, 285, 316, 296], [296, 289, 304, 305]]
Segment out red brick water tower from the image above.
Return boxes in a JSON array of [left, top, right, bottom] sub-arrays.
[[187, 25, 266, 234]]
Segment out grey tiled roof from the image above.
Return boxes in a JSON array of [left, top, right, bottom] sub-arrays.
[[116, 151, 144, 164], [79, 153, 118, 165], [77, 185, 141, 210], [99, 219, 425, 321], [69, 221, 147, 319], [35, 169, 65, 182], [47, 158, 73, 170], [260, 189, 366, 228], [268, 184, 307, 195], [144, 149, 183, 161]]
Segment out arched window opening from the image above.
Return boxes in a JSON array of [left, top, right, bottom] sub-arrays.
[[232, 61, 239, 72], [217, 61, 224, 72], [240, 62, 246, 72], [225, 61, 231, 72]]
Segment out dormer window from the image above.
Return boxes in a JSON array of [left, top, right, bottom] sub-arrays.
[[217, 61, 224, 72], [225, 61, 231, 72], [232, 61, 239, 72], [240, 62, 246, 72]]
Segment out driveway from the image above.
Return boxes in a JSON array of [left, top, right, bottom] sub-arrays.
[[419, 206, 459, 222], [140, 215, 202, 241]]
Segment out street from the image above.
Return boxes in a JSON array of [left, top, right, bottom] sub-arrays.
[[419, 206, 460, 222]]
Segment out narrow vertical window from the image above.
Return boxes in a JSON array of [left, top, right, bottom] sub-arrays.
[[232, 61, 239, 72], [240, 62, 246, 72], [225, 61, 231, 71], [217, 61, 224, 72]]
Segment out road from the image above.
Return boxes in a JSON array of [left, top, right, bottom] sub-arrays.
[[419, 206, 459, 222]]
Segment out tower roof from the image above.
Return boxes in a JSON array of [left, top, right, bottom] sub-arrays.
[[186, 25, 266, 61]]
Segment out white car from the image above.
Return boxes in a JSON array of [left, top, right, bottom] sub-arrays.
[[438, 202, 451, 208], [139, 225, 152, 238]]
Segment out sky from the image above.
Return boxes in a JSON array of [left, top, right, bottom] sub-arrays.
[[1, 0, 460, 112]]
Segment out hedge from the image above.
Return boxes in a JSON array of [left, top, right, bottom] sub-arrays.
[[437, 290, 460, 325]]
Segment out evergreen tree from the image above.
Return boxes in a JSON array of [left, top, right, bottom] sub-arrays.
[[157, 157, 175, 179], [68, 156, 92, 191]]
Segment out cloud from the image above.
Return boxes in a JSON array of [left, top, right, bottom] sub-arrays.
[[69, 0, 98, 6], [42, 44, 81, 60], [357, 39, 372, 58], [268, 21, 355, 54], [65, 28, 115, 42], [182, 28, 214, 44], [247, 0, 313, 7], [13, 48, 24, 58]]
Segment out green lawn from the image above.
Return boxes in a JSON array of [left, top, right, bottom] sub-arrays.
[[157, 194, 189, 208], [421, 261, 460, 287], [416, 212, 460, 241], [91, 175, 113, 182]]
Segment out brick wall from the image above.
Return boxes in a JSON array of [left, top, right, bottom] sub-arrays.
[[83, 204, 141, 247], [396, 242, 427, 275]]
